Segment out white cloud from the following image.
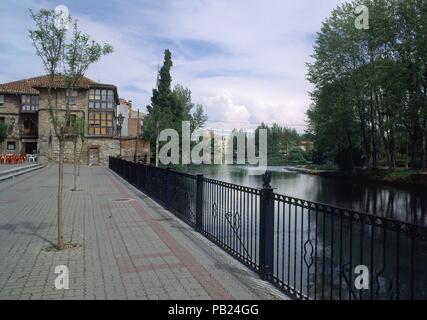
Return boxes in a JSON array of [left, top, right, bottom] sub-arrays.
[[0, 0, 346, 132]]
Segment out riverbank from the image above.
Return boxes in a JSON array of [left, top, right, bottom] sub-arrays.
[[288, 165, 427, 189]]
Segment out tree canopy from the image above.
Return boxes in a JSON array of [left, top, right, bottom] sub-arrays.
[[143, 49, 208, 164], [307, 0, 427, 170]]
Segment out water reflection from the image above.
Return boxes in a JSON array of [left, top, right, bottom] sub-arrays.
[[187, 165, 427, 226]]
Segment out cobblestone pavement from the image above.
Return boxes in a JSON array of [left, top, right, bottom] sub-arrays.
[[0, 164, 288, 300]]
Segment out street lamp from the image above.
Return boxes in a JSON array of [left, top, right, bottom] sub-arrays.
[[117, 113, 124, 158]]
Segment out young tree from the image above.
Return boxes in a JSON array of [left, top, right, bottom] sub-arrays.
[[71, 116, 86, 191], [29, 9, 69, 250], [29, 9, 112, 249], [63, 20, 112, 190], [77, 117, 86, 177]]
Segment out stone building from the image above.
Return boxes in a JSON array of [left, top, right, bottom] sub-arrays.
[[116, 98, 149, 163], [0, 74, 150, 166]]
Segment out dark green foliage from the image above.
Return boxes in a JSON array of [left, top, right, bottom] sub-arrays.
[[143, 50, 207, 164], [287, 147, 306, 163], [254, 123, 301, 164], [307, 0, 427, 170]]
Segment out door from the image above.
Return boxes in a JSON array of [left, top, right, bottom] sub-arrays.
[[25, 142, 37, 154], [88, 147, 99, 166]]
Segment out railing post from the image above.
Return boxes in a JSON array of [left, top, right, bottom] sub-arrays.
[[165, 168, 171, 208], [196, 174, 204, 232], [147, 165, 152, 195], [259, 170, 274, 280]]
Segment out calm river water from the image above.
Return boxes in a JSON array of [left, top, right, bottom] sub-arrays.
[[186, 165, 427, 226], [182, 165, 427, 298]]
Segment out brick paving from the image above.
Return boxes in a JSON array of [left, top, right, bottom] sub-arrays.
[[0, 164, 287, 300]]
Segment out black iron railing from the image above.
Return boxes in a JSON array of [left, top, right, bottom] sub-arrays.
[[109, 157, 427, 300], [202, 178, 261, 271]]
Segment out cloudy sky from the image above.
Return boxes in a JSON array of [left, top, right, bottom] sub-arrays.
[[0, 0, 345, 132]]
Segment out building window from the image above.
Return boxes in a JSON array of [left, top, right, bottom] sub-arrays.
[[66, 114, 77, 127], [23, 118, 36, 136], [0, 95, 4, 106], [21, 95, 39, 112], [88, 112, 113, 136], [89, 89, 114, 109], [7, 141, 15, 151], [66, 90, 78, 105]]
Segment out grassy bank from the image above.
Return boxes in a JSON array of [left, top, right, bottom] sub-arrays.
[[300, 166, 427, 189]]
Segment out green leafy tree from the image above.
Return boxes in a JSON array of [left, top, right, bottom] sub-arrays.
[[307, 0, 427, 170], [143, 50, 174, 162], [287, 147, 306, 163], [63, 21, 112, 191], [254, 122, 301, 165], [143, 50, 207, 166]]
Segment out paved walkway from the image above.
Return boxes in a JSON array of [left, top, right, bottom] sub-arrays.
[[0, 164, 287, 300], [0, 163, 36, 173]]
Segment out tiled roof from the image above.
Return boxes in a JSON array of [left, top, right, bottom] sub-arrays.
[[0, 74, 99, 95]]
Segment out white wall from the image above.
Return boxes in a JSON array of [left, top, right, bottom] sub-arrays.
[[116, 104, 129, 136]]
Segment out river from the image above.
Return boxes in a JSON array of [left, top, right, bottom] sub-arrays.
[[182, 164, 427, 299], [186, 165, 427, 226]]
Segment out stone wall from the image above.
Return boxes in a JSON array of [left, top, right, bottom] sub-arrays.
[[0, 94, 22, 154], [37, 88, 88, 164], [48, 136, 150, 166], [1, 94, 20, 114]]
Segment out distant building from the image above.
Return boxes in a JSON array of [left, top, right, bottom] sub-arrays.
[[116, 98, 149, 162], [128, 105, 144, 137], [0, 74, 150, 165], [299, 140, 314, 152], [116, 98, 131, 136]]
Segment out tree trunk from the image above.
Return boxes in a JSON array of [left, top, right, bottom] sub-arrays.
[[78, 139, 85, 176], [370, 90, 377, 168], [57, 138, 65, 250], [73, 141, 77, 190]]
